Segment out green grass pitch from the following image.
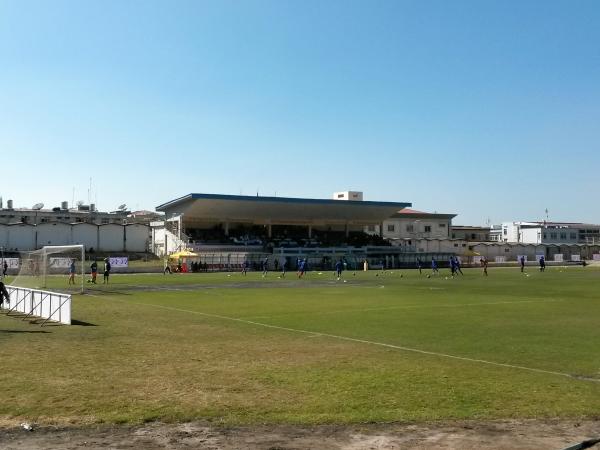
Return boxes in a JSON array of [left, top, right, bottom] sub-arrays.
[[1, 266, 599, 425]]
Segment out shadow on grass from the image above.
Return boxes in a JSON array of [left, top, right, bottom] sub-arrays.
[[71, 319, 97, 326], [0, 329, 51, 333]]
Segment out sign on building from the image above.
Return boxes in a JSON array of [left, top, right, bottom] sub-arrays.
[[554, 254, 563, 262]]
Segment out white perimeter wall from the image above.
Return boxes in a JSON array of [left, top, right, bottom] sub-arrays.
[[414, 239, 600, 261], [125, 224, 149, 252], [99, 224, 125, 252], [0, 223, 149, 252], [72, 223, 99, 250], [0, 224, 8, 248], [37, 222, 72, 247], [7, 224, 36, 250]]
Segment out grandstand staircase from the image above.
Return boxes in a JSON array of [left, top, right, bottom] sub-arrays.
[[153, 222, 189, 257]]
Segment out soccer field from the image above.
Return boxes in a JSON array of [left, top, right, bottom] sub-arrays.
[[1, 266, 599, 426]]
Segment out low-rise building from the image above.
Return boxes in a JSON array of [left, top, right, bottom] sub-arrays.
[[450, 225, 491, 241], [365, 208, 456, 242], [499, 221, 600, 245]]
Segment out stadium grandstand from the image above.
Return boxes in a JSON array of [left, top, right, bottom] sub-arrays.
[[153, 192, 455, 271]]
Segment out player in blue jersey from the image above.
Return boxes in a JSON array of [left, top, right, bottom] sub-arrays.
[[520, 255, 525, 272], [261, 256, 268, 277], [539, 255, 546, 272], [431, 257, 439, 275], [297, 259, 306, 278], [335, 259, 343, 280], [454, 256, 464, 275]]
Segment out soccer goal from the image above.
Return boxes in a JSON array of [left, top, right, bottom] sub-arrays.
[[11, 245, 85, 294]]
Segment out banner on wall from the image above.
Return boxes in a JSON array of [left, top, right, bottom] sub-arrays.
[[571, 254, 581, 262], [593, 254, 600, 261], [517, 255, 527, 263], [49, 258, 72, 269], [108, 257, 129, 268], [494, 256, 506, 263], [1, 258, 20, 269], [554, 254, 563, 262]]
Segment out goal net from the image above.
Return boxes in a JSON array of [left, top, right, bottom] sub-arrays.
[[9, 245, 85, 293]]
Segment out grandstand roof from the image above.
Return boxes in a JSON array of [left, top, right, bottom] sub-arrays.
[[390, 208, 456, 220], [156, 193, 411, 225]]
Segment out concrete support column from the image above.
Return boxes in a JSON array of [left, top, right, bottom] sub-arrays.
[[345, 223, 350, 238], [268, 223, 272, 238], [379, 222, 384, 237], [224, 222, 229, 236], [308, 225, 312, 238]]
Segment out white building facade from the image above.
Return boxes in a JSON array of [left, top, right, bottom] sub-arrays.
[[365, 208, 456, 242], [499, 221, 600, 245]]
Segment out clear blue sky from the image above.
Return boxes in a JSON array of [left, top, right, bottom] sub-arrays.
[[1, 0, 599, 225]]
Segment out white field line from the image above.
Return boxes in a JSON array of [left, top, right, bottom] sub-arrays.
[[244, 299, 565, 320], [106, 297, 598, 384]]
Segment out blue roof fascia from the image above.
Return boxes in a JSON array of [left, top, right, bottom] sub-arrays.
[[157, 193, 411, 211]]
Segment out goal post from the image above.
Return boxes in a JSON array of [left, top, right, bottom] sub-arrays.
[[40, 245, 85, 294], [12, 245, 85, 294]]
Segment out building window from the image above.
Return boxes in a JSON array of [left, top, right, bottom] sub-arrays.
[[406, 224, 414, 232], [102, 218, 110, 224], [424, 225, 431, 233], [503, 229, 507, 235], [570, 233, 577, 239], [439, 223, 446, 228], [560, 233, 566, 239], [543, 233, 547, 239], [505, 248, 510, 252], [367, 225, 375, 232], [454, 243, 458, 247], [337, 194, 344, 198], [550, 233, 557, 239], [387, 224, 395, 232]]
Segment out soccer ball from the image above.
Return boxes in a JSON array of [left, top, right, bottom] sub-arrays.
[[427, 274, 431, 278]]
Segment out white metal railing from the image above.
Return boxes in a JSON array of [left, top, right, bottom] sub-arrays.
[[1, 286, 71, 326]]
